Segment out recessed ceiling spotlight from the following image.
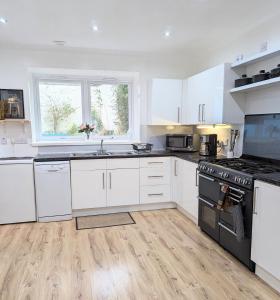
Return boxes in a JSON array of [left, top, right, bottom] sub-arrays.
[[92, 25, 99, 32], [53, 40, 66, 46], [0, 17, 7, 24], [164, 30, 171, 37]]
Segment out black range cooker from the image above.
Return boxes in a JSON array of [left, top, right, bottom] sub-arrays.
[[197, 113, 280, 272]]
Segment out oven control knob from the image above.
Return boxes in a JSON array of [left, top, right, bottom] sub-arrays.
[[223, 173, 229, 178], [209, 168, 215, 174], [243, 179, 249, 185], [238, 177, 242, 183]]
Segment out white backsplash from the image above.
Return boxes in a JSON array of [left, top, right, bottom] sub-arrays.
[[0, 122, 244, 157]]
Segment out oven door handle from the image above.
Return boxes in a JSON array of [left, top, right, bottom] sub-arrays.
[[218, 222, 237, 237], [198, 197, 215, 208], [198, 174, 215, 182]]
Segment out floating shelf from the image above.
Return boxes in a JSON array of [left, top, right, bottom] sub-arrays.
[[231, 48, 280, 69], [230, 77, 280, 93]]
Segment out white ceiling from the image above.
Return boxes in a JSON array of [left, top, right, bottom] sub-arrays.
[[0, 0, 280, 54]]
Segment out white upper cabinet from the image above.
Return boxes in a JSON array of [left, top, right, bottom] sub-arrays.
[[149, 78, 183, 125], [182, 63, 244, 125]]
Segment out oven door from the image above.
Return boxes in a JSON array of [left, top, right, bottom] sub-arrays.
[[218, 186, 255, 271], [198, 196, 220, 242]]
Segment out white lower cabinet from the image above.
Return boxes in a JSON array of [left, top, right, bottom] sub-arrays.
[[107, 168, 140, 207], [251, 180, 280, 282], [140, 185, 170, 204], [71, 169, 107, 209], [71, 159, 139, 209], [172, 158, 198, 221], [140, 157, 171, 204]]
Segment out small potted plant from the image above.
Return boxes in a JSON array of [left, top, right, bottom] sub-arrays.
[[79, 123, 95, 140]]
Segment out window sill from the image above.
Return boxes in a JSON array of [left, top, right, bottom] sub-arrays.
[[32, 140, 140, 147]]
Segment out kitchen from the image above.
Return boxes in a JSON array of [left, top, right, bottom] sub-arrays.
[[1, 1, 280, 299]]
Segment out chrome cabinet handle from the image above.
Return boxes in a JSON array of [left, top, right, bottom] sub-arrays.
[[177, 107, 180, 123], [148, 161, 164, 165], [202, 104, 206, 122], [102, 172, 105, 189], [198, 197, 214, 208], [148, 175, 164, 178], [198, 173, 215, 182], [174, 160, 178, 176], [148, 193, 164, 197], [195, 168, 199, 187], [253, 186, 259, 215], [109, 172, 112, 189], [218, 222, 237, 237], [198, 104, 201, 122]]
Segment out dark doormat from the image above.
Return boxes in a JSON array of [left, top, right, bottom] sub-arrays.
[[76, 212, 135, 230]]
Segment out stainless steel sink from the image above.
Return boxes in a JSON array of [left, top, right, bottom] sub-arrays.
[[70, 151, 136, 157]]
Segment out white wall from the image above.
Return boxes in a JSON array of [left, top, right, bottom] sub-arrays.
[[0, 46, 198, 155]]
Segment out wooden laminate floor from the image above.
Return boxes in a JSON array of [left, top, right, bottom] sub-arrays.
[[0, 209, 279, 300]]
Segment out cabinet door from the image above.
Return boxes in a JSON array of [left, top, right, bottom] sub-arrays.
[[172, 158, 184, 205], [201, 64, 224, 125], [71, 170, 106, 209], [107, 169, 139, 206], [150, 79, 182, 125], [0, 164, 36, 224], [182, 77, 202, 125], [181, 161, 199, 221], [251, 180, 280, 280], [182, 65, 224, 125]]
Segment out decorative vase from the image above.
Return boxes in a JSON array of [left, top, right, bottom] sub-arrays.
[[86, 132, 90, 140]]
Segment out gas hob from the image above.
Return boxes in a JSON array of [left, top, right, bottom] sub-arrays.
[[198, 158, 280, 190]]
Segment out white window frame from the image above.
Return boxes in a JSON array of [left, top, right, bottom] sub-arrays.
[[29, 68, 140, 146]]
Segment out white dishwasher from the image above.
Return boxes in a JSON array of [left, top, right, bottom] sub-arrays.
[[34, 161, 72, 222]]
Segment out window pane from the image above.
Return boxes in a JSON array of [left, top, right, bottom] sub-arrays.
[[38, 81, 82, 137], [90, 83, 129, 136]]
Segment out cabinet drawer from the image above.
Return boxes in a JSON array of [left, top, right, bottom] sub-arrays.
[[107, 158, 139, 169], [140, 185, 171, 204], [140, 157, 170, 169], [71, 159, 107, 171], [140, 168, 170, 186]]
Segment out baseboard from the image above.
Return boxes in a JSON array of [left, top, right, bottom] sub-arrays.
[[38, 214, 72, 223], [176, 204, 198, 225], [255, 265, 280, 294], [73, 202, 177, 217]]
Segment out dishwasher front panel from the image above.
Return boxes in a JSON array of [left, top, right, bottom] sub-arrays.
[[35, 162, 72, 222]]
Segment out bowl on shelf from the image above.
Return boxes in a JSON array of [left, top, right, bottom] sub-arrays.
[[235, 74, 253, 88], [270, 64, 280, 78], [252, 70, 270, 83]]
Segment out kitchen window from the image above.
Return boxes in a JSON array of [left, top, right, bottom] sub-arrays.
[[31, 71, 139, 144]]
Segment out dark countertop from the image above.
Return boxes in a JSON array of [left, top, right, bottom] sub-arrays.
[[34, 150, 223, 164], [254, 172, 280, 187], [0, 156, 34, 161]]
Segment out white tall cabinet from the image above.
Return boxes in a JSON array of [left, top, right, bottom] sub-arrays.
[[149, 78, 183, 125], [0, 161, 36, 224], [182, 63, 243, 125], [251, 180, 280, 291], [172, 158, 198, 222]]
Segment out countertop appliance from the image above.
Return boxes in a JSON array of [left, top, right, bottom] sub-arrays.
[[131, 143, 153, 152], [0, 158, 36, 224], [34, 161, 72, 222], [197, 113, 280, 271], [166, 134, 199, 152], [199, 134, 217, 156]]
